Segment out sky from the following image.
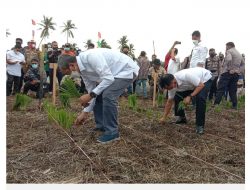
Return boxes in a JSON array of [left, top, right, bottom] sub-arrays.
[[4, 0, 249, 61]]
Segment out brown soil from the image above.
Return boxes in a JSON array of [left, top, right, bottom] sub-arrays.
[[6, 96, 245, 183]]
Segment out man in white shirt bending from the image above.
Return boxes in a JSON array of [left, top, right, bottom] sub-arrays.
[[190, 31, 208, 68], [159, 67, 212, 134], [6, 44, 26, 96], [59, 48, 139, 144]]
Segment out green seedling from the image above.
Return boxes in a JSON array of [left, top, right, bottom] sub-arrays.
[[43, 102, 76, 129], [157, 93, 165, 107], [128, 94, 137, 110], [13, 94, 32, 110], [60, 77, 81, 98], [59, 93, 71, 107], [178, 101, 186, 112]]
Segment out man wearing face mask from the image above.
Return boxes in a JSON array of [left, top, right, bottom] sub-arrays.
[[159, 67, 212, 134], [61, 43, 75, 56], [47, 41, 62, 93], [23, 58, 45, 98], [58, 48, 139, 144], [190, 31, 208, 68], [6, 44, 26, 96], [13, 38, 26, 55], [205, 48, 221, 100]]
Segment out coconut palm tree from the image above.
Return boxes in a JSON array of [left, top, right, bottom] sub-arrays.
[[117, 35, 129, 50], [61, 20, 77, 43], [6, 29, 11, 37], [38, 15, 56, 47], [128, 43, 135, 57], [101, 39, 111, 49]]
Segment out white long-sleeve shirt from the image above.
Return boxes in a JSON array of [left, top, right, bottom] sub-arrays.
[[190, 42, 208, 68], [77, 48, 139, 112]]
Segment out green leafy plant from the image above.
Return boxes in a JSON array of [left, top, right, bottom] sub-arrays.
[[128, 94, 137, 110], [237, 95, 245, 109], [43, 102, 76, 129], [59, 77, 81, 107], [157, 93, 165, 107], [214, 105, 222, 113], [59, 93, 71, 107], [60, 77, 81, 98], [178, 101, 186, 112], [13, 94, 32, 110]]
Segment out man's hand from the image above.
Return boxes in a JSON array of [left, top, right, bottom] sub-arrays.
[[31, 80, 39, 85], [80, 94, 92, 107], [159, 115, 168, 124], [183, 96, 192, 105], [74, 112, 89, 125]]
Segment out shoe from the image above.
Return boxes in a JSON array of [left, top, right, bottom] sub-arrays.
[[88, 127, 105, 133], [97, 133, 120, 144], [175, 117, 187, 124], [196, 126, 204, 135]]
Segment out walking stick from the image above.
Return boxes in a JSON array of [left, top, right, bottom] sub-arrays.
[[38, 45, 45, 109], [153, 71, 157, 107], [52, 63, 58, 105]]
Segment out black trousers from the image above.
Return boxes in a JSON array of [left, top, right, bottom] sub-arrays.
[[23, 82, 40, 97], [174, 80, 212, 126], [6, 73, 20, 96], [208, 76, 218, 100], [214, 72, 239, 107]]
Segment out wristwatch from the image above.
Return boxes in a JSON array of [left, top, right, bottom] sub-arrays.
[[90, 92, 97, 98]]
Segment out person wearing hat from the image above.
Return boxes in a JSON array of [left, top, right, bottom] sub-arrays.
[[148, 58, 166, 98]]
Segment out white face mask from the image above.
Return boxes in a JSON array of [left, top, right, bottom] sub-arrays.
[[192, 40, 199, 46]]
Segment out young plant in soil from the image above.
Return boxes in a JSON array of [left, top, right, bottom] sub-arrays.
[[13, 94, 32, 111], [59, 77, 81, 107], [157, 93, 165, 107], [128, 94, 138, 110], [43, 101, 76, 136]]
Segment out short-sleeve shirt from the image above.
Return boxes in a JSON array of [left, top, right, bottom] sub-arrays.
[[6, 50, 25, 77], [167, 57, 181, 74], [168, 67, 212, 99]]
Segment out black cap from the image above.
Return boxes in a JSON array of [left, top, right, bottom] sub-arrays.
[[153, 58, 161, 66]]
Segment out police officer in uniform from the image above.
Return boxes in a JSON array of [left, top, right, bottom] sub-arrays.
[[205, 48, 221, 100]]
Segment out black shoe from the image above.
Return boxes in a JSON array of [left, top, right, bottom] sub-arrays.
[[196, 126, 204, 135], [88, 128, 105, 133], [175, 117, 187, 124]]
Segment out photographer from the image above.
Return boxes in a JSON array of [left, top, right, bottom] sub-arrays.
[[47, 41, 62, 93], [6, 44, 26, 96]]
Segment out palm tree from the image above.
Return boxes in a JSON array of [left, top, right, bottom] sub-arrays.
[[117, 35, 129, 50], [84, 39, 93, 49], [101, 39, 111, 49], [38, 15, 56, 47], [128, 43, 135, 57], [6, 29, 11, 37], [61, 20, 77, 43]]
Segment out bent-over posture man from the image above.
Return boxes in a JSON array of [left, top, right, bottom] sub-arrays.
[[59, 48, 139, 143], [159, 67, 212, 134]]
